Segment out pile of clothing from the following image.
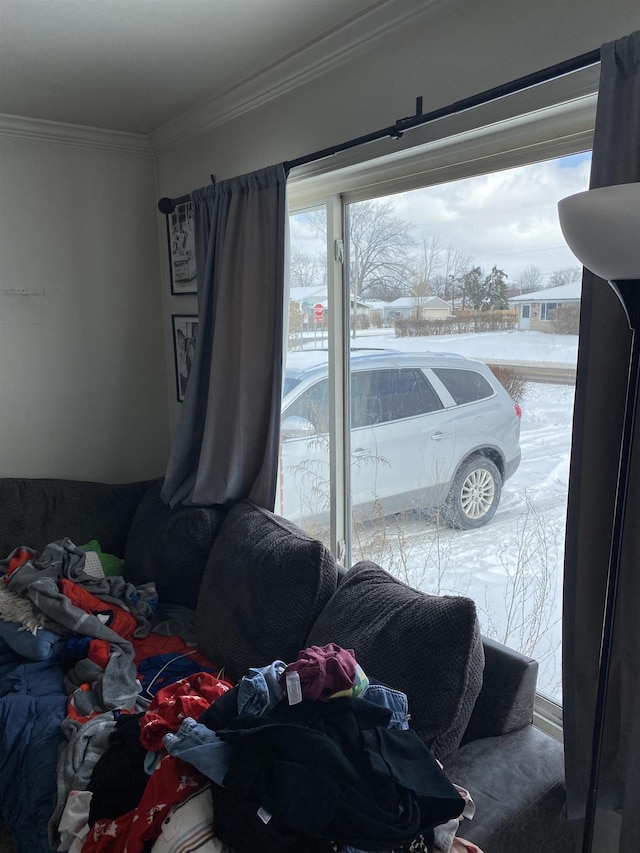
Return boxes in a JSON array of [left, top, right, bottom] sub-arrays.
[[63, 644, 482, 853], [0, 540, 482, 853]]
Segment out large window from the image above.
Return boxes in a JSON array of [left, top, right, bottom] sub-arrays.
[[281, 97, 593, 708]]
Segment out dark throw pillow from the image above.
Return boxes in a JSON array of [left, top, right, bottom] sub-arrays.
[[306, 560, 484, 759], [195, 501, 338, 681], [124, 479, 227, 609]]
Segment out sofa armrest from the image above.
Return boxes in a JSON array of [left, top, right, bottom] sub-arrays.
[[0, 477, 154, 558], [462, 636, 538, 742], [444, 725, 576, 853]]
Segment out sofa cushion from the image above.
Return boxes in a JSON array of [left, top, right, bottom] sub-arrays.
[[124, 479, 227, 610], [195, 501, 338, 682], [305, 560, 484, 759]]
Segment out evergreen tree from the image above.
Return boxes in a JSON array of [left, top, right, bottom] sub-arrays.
[[482, 266, 509, 310], [461, 266, 484, 310]]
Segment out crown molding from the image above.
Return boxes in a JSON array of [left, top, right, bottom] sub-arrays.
[[0, 113, 152, 155], [149, 0, 454, 154]]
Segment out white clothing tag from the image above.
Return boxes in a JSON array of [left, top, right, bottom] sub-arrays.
[[286, 671, 303, 705], [257, 806, 272, 824]]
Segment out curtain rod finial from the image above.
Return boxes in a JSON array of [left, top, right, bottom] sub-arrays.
[[158, 197, 175, 215]]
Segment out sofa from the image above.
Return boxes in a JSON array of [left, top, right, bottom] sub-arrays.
[[0, 476, 579, 853]]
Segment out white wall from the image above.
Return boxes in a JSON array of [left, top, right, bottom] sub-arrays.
[[0, 125, 170, 482]]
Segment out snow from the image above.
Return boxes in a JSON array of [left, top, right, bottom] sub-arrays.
[[350, 327, 578, 368], [297, 329, 578, 702]]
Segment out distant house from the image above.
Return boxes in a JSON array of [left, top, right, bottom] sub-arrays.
[[368, 296, 453, 324], [289, 287, 369, 325], [508, 282, 581, 331]]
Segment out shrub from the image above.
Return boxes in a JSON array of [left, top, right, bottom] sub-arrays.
[[488, 365, 527, 403], [394, 311, 517, 337], [551, 303, 580, 335]]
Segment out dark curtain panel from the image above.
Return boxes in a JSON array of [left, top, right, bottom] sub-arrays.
[[161, 164, 288, 510], [562, 31, 640, 849]]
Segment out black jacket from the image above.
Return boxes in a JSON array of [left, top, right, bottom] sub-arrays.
[[210, 696, 463, 852]]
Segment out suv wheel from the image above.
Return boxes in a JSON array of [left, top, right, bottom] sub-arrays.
[[443, 456, 502, 529]]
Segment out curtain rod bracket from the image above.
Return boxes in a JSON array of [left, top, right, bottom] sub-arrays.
[[393, 94, 425, 136]]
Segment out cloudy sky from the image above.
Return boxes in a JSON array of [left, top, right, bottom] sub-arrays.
[[291, 150, 592, 289], [389, 151, 591, 284]]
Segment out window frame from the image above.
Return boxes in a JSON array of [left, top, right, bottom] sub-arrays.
[[541, 301, 560, 321], [286, 75, 598, 733]]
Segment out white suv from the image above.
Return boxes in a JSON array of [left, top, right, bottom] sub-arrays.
[[279, 349, 521, 529]]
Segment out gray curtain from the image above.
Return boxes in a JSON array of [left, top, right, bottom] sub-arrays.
[[161, 163, 288, 510], [562, 31, 640, 849]]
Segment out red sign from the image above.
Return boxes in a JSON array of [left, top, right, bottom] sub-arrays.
[[313, 303, 325, 319]]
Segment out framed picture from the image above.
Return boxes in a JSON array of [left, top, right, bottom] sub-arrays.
[[172, 314, 198, 402], [167, 201, 197, 294]]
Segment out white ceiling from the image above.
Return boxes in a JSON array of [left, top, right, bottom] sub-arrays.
[[0, 0, 404, 136]]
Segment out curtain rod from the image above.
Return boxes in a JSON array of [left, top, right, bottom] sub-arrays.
[[157, 47, 600, 215]]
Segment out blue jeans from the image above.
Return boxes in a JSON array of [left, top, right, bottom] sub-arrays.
[[163, 717, 233, 785], [236, 659, 285, 716], [361, 680, 410, 730]]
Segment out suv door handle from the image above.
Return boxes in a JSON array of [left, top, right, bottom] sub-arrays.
[[352, 447, 372, 456], [430, 431, 450, 441]]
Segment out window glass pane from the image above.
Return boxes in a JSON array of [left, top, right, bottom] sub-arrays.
[[278, 207, 331, 545], [432, 368, 494, 405], [541, 302, 560, 320], [286, 379, 329, 431], [346, 151, 590, 704]]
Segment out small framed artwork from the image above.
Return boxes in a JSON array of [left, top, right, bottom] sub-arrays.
[[172, 314, 198, 402], [167, 201, 197, 294]]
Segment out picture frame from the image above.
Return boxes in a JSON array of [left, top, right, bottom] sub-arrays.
[[167, 201, 197, 294], [171, 314, 199, 402]]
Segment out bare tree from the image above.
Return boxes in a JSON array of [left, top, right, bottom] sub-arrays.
[[548, 266, 582, 288], [347, 200, 416, 302], [409, 235, 443, 318], [289, 248, 325, 290], [443, 244, 473, 310], [515, 264, 543, 295]]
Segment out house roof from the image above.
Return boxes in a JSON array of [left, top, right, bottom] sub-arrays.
[[289, 287, 327, 304], [508, 281, 582, 303], [290, 287, 369, 309], [384, 296, 451, 309]]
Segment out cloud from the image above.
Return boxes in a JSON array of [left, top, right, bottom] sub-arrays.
[[389, 153, 591, 281]]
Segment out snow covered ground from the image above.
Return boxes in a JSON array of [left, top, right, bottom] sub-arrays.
[[301, 330, 578, 702], [350, 327, 578, 367]]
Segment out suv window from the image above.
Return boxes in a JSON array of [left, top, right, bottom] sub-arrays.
[[286, 378, 329, 432], [432, 368, 494, 405], [352, 368, 443, 427]]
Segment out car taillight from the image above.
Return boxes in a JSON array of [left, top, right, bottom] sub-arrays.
[[514, 402, 522, 420]]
